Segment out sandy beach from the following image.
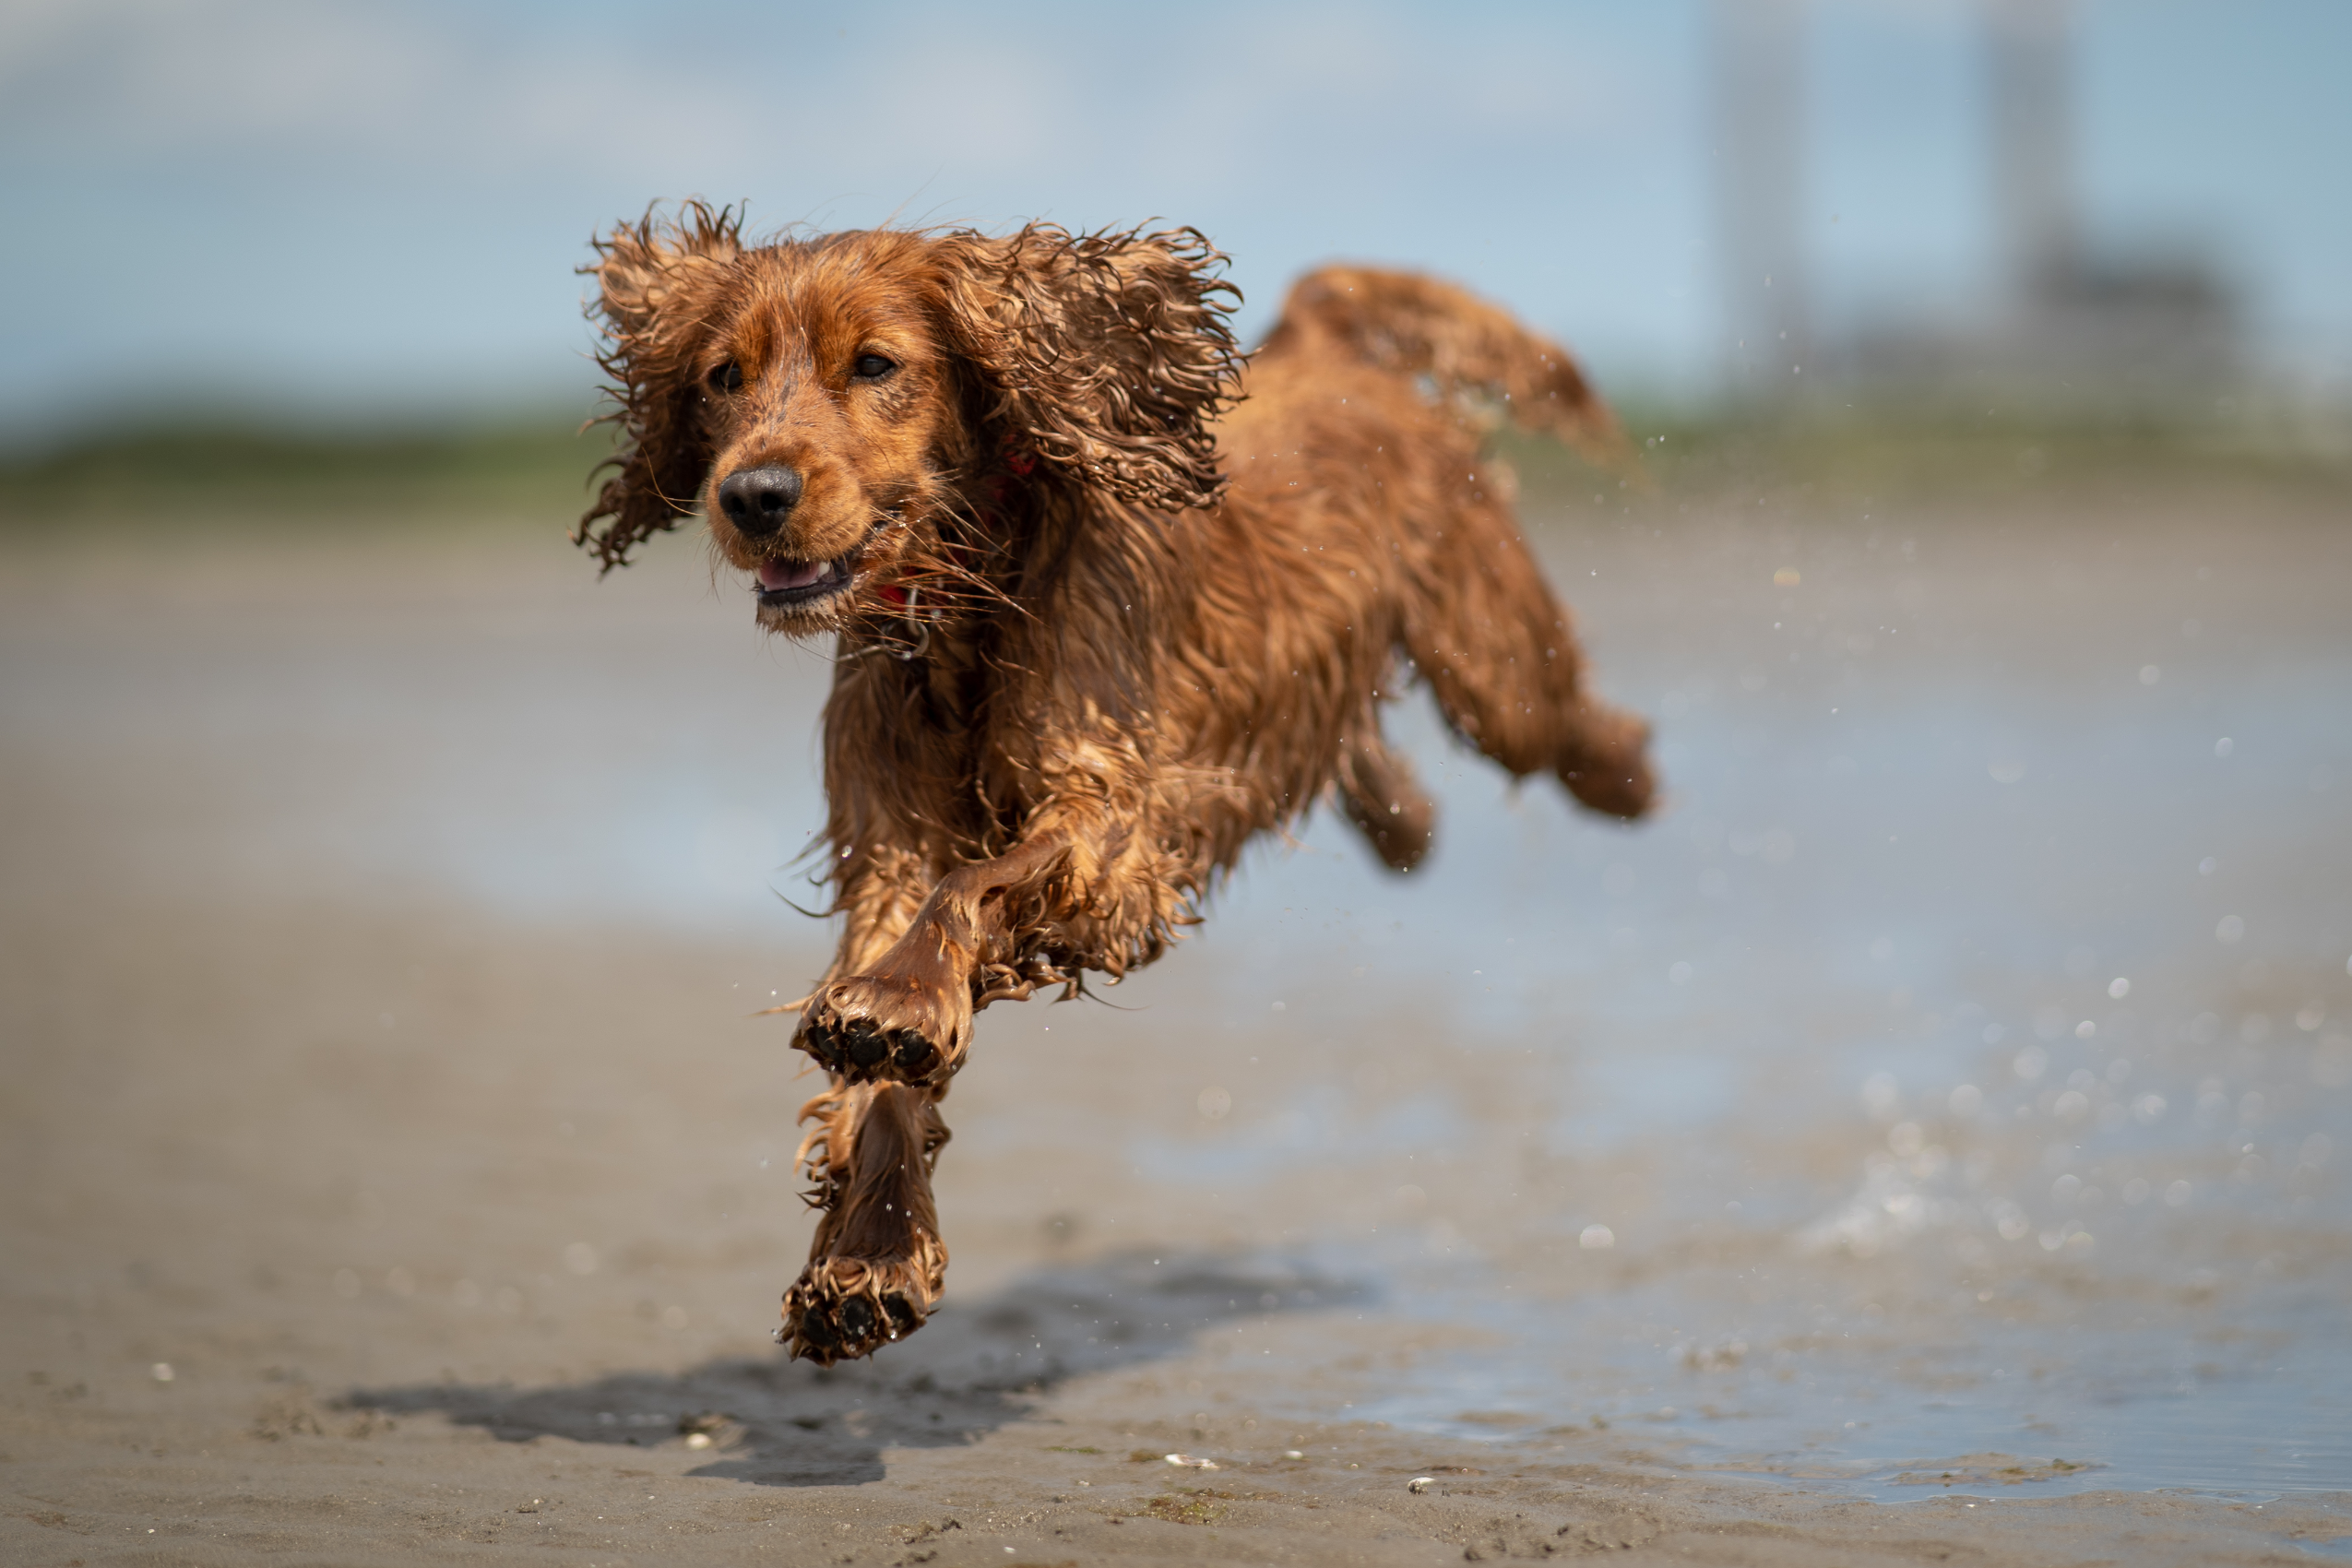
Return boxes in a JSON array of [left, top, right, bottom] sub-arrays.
[[4, 463, 2348, 1564]]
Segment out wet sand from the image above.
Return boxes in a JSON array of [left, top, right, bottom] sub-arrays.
[[3, 469, 2349, 1564]]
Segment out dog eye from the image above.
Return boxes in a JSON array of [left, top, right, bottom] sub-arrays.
[[707, 362, 743, 393], [851, 353, 897, 381]]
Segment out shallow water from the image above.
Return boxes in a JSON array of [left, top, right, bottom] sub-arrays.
[[1165, 500, 2352, 1498], [4, 486, 2346, 1502]]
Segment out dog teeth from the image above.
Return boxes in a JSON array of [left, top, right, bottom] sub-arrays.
[[758, 556, 852, 593]]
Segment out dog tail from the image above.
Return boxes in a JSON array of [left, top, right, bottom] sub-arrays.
[[1267, 266, 1637, 473]]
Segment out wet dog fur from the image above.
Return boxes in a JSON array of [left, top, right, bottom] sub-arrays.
[[578, 204, 1657, 1362]]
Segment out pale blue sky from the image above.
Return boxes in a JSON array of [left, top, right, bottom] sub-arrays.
[[1, 0, 2345, 438]]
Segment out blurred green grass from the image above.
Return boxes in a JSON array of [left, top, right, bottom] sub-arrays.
[[0, 418, 619, 534], [2, 405, 2341, 539], [1506, 402, 2352, 515]]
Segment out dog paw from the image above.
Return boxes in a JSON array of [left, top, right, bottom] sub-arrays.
[[797, 974, 965, 1084], [1562, 754, 1654, 820], [778, 1256, 934, 1364], [1560, 710, 1657, 821]]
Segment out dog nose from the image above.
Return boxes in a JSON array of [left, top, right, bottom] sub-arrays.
[[716, 466, 803, 535]]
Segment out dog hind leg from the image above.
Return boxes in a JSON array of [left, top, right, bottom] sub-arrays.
[[778, 1080, 950, 1363], [1403, 497, 1655, 820], [1336, 725, 1437, 873]]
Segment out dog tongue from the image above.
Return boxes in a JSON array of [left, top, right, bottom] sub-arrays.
[[758, 558, 832, 591]]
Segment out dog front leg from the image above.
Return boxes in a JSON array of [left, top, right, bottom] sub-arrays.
[[797, 831, 1074, 1086], [778, 1079, 950, 1363]]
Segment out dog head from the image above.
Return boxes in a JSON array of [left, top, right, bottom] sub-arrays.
[[577, 203, 1241, 636]]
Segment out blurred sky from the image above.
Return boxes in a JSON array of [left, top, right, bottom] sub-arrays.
[[1, 0, 2346, 440]]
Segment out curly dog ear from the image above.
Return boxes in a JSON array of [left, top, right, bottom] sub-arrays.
[[576, 200, 744, 572], [933, 223, 1243, 511]]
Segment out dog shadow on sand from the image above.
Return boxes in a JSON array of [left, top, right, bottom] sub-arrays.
[[348, 1251, 1366, 1487]]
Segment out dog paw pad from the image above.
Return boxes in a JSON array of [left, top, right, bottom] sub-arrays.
[[890, 1028, 937, 1075], [841, 1017, 889, 1070], [798, 1016, 844, 1071], [780, 1268, 930, 1364]]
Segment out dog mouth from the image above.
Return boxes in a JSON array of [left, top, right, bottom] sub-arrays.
[[757, 512, 912, 620], [753, 520, 892, 612], [754, 553, 856, 606]]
